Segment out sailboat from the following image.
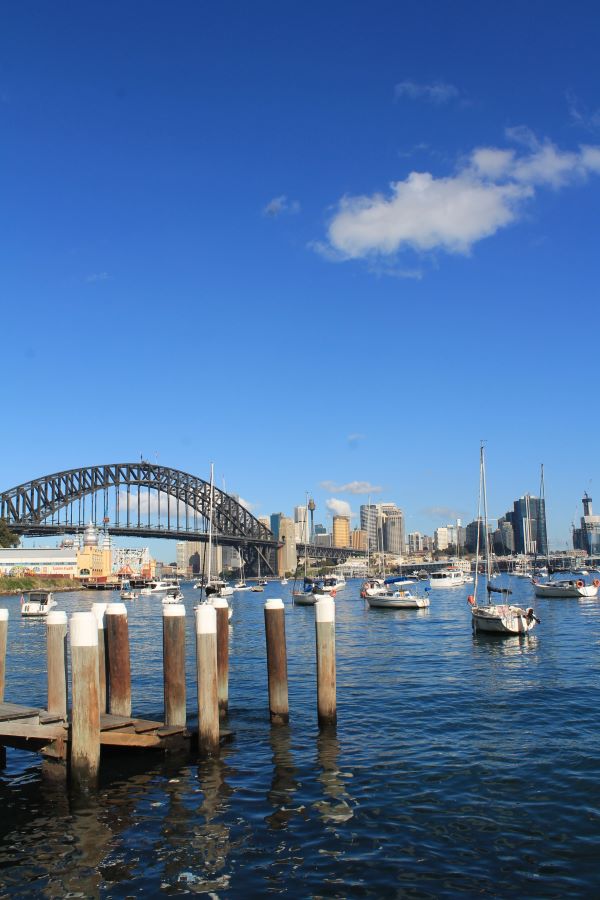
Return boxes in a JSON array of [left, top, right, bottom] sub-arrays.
[[250, 551, 265, 592], [234, 552, 251, 591], [292, 493, 317, 603], [197, 464, 233, 618], [468, 444, 540, 635]]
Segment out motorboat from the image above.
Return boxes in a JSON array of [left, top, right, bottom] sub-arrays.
[[366, 589, 430, 609], [162, 587, 184, 604], [250, 583, 265, 593], [468, 444, 539, 636], [20, 591, 57, 618], [312, 576, 346, 596], [280, 578, 288, 585], [120, 580, 138, 600], [360, 576, 416, 598], [533, 575, 599, 599], [429, 568, 467, 587], [205, 580, 234, 599], [233, 581, 252, 591]]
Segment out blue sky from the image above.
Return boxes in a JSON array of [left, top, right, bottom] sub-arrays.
[[2, 0, 600, 557]]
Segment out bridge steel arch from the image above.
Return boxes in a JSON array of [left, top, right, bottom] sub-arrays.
[[0, 462, 278, 573]]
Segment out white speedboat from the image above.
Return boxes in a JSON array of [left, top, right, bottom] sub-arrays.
[[120, 589, 138, 600], [366, 589, 429, 609], [162, 587, 184, 604], [429, 568, 467, 587], [280, 578, 288, 585], [533, 576, 599, 599], [233, 581, 252, 591], [20, 591, 57, 618], [361, 576, 416, 598]]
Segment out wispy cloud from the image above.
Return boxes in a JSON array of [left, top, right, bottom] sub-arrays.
[[326, 497, 353, 518], [321, 480, 383, 495], [566, 90, 600, 132], [86, 272, 111, 283], [316, 130, 600, 264], [347, 433, 365, 448], [421, 505, 466, 522], [238, 496, 257, 512], [263, 195, 300, 217], [394, 79, 460, 104]]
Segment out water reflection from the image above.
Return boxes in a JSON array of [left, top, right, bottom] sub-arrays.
[[265, 726, 299, 830], [313, 727, 355, 825]]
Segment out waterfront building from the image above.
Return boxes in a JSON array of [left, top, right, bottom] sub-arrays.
[[332, 515, 351, 548], [0, 546, 79, 578], [407, 532, 425, 554], [383, 508, 405, 556], [176, 540, 206, 576], [113, 546, 155, 578], [351, 528, 368, 551], [493, 517, 515, 555], [465, 518, 493, 554], [76, 524, 113, 578], [434, 527, 449, 551], [512, 495, 547, 556], [270, 513, 285, 540], [573, 493, 600, 555], [360, 503, 404, 552]]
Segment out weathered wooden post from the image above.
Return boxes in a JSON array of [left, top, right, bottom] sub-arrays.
[[69, 611, 100, 790], [264, 599, 289, 725], [195, 604, 219, 755], [105, 603, 131, 717], [47, 610, 68, 719], [0, 609, 8, 703], [162, 603, 186, 727], [213, 598, 229, 717], [315, 597, 337, 727], [91, 602, 108, 713]]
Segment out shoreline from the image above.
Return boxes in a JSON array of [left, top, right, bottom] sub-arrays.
[[0, 578, 86, 597]]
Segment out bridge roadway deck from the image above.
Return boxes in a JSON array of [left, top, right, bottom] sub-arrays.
[[0, 701, 189, 757]]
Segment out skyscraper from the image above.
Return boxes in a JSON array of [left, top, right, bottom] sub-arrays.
[[360, 503, 404, 552], [573, 493, 600, 554], [512, 495, 547, 556], [332, 515, 351, 548]]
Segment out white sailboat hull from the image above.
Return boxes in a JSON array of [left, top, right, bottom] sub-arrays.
[[533, 581, 598, 599], [367, 593, 429, 609], [293, 592, 318, 605], [471, 604, 537, 635]]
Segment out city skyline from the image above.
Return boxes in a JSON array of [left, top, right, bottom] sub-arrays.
[[2, 3, 599, 557]]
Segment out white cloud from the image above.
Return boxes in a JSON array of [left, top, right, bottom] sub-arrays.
[[347, 433, 365, 446], [326, 497, 353, 518], [394, 79, 459, 104], [238, 496, 256, 512], [320, 480, 383, 495], [421, 505, 466, 522], [319, 132, 600, 262], [263, 195, 300, 217]]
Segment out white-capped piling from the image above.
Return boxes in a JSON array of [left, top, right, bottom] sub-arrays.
[[162, 603, 186, 727], [264, 599, 289, 725], [195, 604, 219, 755], [105, 603, 131, 717], [0, 609, 8, 703], [213, 598, 229, 717], [91, 602, 108, 712], [47, 610, 68, 719], [69, 612, 100, 789], [315, 597, 337, 727]]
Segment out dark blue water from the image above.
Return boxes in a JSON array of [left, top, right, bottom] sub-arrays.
[[0, 579, 599, 897]]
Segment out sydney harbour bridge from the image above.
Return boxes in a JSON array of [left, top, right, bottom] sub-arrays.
[[0, 462, 363, 574]]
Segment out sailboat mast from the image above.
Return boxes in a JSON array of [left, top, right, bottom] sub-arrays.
[[206, 463, 214, 588], [481, 444, 491, 585], [473, 444, 484, 602], [304, 491, 309, 579]]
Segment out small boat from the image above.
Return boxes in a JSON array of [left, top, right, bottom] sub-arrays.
[[280, 578, 288, 585], [250, 583, 265, 593], [234, 581, 251, 591], [162, 587, 184, 604], [533, 575, 599, 599], [469, 444, 539, 636], [366, 589, 429, 609], [120, 580, 138, 600], [20, 591, 57, 618], [429, 567, 467, 587]]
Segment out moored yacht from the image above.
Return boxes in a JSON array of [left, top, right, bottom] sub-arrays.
[[533, 574, 599, 599], [20, 591, 57, 618], [429, 567, 467, 587]]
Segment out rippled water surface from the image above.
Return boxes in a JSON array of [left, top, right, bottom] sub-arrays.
[[1, 579, 600, 897]]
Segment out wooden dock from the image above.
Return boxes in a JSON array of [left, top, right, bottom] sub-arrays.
[[0, 701, 188, 759]]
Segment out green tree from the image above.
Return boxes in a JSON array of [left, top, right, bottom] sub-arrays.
[[0, 520, 19, 548]]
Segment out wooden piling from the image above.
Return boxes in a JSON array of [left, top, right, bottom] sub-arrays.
[[213, 598, 229, 717], [195, 604, 219, 755], [162, 603, 186, 727], [47, 610, 68, 719], [0, 609, 8, 703], [315, 597, 337, 727], [69, 612, 100, 790], [91, 602, 108, 713], [105, 603, 131, 717], [264, 599, 289, 725]]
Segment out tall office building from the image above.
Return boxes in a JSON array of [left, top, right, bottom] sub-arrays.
[[407, 532, 424, 553], [383, 508, 405, 556], [351, 528, 368, 551], [294, 505, 310, 544], [277, 516, 297, 575], [573, 493, 600, 554], [434, 527, 449, 551], [360, 503, 404, 553], [512, 495, 547, 556], [332, 515, 351, 548], [270, 513, 284, 540]]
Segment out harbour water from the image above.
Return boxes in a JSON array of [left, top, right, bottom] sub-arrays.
[[0, 579, 599, 897]]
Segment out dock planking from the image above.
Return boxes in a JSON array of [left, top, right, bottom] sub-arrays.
[[0, 701, 189, 757]]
